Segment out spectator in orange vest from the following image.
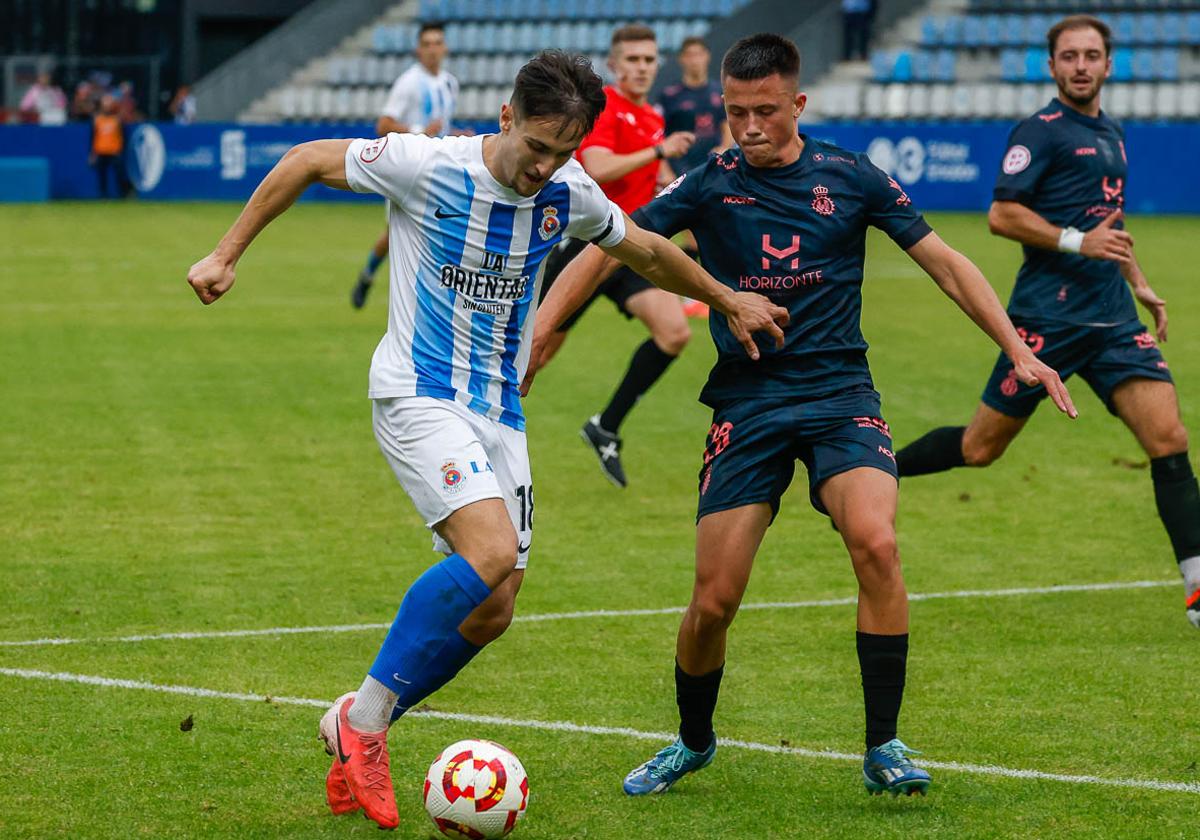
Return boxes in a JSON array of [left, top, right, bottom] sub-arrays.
[[90, 95, 128, 198]]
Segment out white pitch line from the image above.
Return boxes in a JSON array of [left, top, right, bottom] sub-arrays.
[[0, 666, 1197, 796], [0, 579, 1177, 649]]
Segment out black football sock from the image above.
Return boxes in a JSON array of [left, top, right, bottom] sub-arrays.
[[856, 631, 908, 750], [895, 426, 966, 477], [676, 661, 723, 753], [1151, 452, 1200, 576], [598, 339, 677, 433]]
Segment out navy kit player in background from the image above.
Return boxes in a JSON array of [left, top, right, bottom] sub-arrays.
[[186, 51, 786, 830], [528, 34, 1072, 798], [896, 16, 1200, 629], [658, 36, 733, 182], [352, 21, 459, 309], [658, 35, 733, 318]]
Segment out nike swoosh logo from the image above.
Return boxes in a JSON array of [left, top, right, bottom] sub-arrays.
[[518, 541, 531, 554], [334, 713, 352, 764], [434, 207, 466, 219], [392, 674, 412, 685]]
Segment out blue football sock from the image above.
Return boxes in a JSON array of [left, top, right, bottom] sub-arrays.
[[365, 250, 385, 277], [367, 554, 491, 695], [391, 630, 483, 722]]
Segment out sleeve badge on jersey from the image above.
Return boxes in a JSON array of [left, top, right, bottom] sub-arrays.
[[537, 205, 561, 241], [659, 173, 686, 197], [1002, 144, 1031, 175], [360, 135, 389, 164]]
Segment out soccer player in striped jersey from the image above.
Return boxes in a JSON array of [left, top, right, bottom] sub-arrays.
[[186, 51, 787, 830], [352, 21, 460, 309]]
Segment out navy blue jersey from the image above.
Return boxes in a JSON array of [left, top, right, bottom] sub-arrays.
[[657, 80, 726, 174], [993, 100, 1133, 326], [635, 136, 932, 408]]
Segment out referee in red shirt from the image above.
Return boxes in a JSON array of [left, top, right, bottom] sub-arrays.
[[540, 24, 696, 488]]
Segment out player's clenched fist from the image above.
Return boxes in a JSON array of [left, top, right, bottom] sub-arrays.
[[187, 253, 236, 305]]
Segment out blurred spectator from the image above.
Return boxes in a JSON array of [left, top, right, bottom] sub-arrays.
[[116, 81, 142, 123], [19, 72, 67, 125], [842, 0, 875, 62], [90, 95, 129, 198], [71, 81, 99, 121], [169, 85, 197, 124]]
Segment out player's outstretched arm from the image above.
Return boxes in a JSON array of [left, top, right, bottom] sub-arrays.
[[187, 139, 352, 305], [988, 201, 1132, 263], [1120, 254, 1168, 342], [602, 217, 788, 359], [907, 231, 1078, 418]]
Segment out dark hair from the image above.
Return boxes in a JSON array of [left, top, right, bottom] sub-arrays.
[[418, 21, 445, 39], [512, 50, 607, 138], [611, 23, 657, 50], [1047, 15, 1112, 57], [721, 33, 801, 84], [680, 36, 708, 53]]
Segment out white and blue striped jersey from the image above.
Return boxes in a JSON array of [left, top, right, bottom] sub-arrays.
[[344, 133, 627, 431], [382, 64, 458, 136]]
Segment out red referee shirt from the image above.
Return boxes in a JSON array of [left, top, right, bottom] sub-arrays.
[[577, 85, 665, 214]]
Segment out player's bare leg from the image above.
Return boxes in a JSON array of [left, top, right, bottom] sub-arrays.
[[1111, 378, 1200, 627], [677, 503, 770, 674], [583, 288, 691, 488], [961, 403, 1031, 467], [821, 467, 930, 795], [352, 229, 389, 309], [325, 499, 518, 828], [897, 402, 1029, 476], [624, 504, 769, 795]]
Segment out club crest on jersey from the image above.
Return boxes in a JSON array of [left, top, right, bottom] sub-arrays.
[[538, 205, 561, 241], [440, 461, 466, 493], [1002, 145, 1031, 175], [359, 136, 388, 164], [810, 184, 836, 216]]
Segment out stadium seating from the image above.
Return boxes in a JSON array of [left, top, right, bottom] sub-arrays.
[[808, 3, 1200, 122], [254, 0, 750, 123]]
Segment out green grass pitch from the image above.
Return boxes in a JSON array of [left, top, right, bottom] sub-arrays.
[[1, 202, 1197, 839]]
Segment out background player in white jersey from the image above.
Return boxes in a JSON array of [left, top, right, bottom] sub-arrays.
[[352, 21, 460, 309], [185, 50, 787, 831]]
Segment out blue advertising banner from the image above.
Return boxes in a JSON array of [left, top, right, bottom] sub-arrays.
[[2, 120, 1198, 212]]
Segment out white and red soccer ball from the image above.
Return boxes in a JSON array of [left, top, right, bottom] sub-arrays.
[[423, 739, 529, 839]]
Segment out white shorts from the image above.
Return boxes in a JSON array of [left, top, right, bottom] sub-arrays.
[[372, 396, 533, 569]]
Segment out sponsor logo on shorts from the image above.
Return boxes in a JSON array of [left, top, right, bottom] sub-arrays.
[[470, 460, 494, 474], [1016, 326, 1045, 354], [1002, 145, 1031, 175], [855, 417, 891, 437], [1134, 331, 1158, 350], [878, 445, 896, 463], [441, 460, 466, 493], [1157, 360, 1169, 369]]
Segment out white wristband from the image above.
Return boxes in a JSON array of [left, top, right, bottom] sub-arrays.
[[1058, 226, 1084, 254]]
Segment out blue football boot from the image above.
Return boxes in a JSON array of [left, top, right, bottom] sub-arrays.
[[863, 738, 931, 796], [622, 736, 716, 795]]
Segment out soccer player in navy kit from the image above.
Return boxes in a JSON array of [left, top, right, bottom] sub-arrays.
[[527, 34, 1073, 797], [896, 16, 1200, 628]]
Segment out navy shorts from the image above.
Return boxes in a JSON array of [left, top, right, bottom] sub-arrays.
[[538, 238, 654, 330], [982, 318, 1173, 418], [696, 387, 898, 521]]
